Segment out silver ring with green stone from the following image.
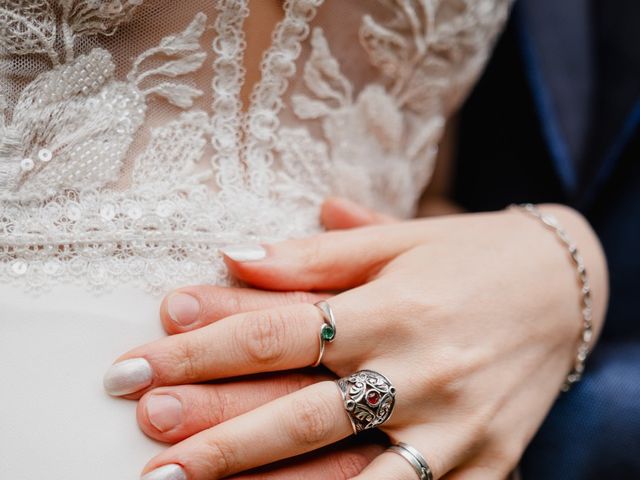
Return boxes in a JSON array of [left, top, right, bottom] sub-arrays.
[[312, 300, 336, 367]]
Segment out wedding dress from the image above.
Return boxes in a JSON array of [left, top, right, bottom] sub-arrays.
[[0, 1, 510, 477]]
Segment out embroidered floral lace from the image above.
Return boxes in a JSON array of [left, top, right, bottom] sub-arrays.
[[0, 0, 510, 293]]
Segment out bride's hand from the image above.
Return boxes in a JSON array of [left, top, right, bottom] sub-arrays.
[[106, 202, 607, 480]]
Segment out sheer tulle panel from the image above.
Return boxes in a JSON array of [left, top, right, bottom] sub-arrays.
[[0, 0, 511, 293]]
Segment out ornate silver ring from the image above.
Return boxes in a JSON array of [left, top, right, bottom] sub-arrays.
[[388, 442, 434, 480], [336, 369, 396, 434], [311, 300, 336, 367]]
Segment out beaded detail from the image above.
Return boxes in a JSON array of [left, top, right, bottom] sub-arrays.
[[0, 0, 511, 293]]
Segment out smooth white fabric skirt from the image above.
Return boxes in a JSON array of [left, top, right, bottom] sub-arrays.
[[0, 285, 166, 479]]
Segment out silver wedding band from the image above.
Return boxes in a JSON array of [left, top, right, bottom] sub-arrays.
[[312, 300, 336, 367], [388, 442, 434, 480]]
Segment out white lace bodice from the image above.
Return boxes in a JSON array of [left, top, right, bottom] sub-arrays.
[[0, 0, 510, 293]]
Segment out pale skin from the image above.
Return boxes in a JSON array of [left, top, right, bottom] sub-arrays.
[[105, 2, 608, 478], [105, 197, 608, 479]]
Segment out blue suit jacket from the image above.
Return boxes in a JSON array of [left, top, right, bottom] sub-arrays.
[[453, 2, 640, 478]]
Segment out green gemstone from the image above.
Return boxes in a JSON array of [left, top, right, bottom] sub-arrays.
[[321, 324, 335, 341]]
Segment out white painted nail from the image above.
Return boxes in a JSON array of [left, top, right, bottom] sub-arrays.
[[220, 244, 267, 262], [141, 464, 187, 480], [103, 358, 153, 396]]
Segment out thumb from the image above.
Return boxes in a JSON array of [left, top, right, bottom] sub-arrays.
[[321, 197, 397, 230]]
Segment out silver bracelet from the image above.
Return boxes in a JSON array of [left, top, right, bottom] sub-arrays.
[[510, 203, 593, 391]]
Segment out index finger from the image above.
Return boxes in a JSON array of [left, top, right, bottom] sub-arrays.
[[103, 303, 325, 398]]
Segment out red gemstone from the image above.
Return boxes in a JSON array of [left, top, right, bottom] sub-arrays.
[[366, 390, 381, 406]]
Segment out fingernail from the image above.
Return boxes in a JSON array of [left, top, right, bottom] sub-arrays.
[[146, 395, 183, 432], [141, 464, 187, 480], [103, 358, 153, 396], [220, 244, 267, 262], [167, 293, 201, 326]]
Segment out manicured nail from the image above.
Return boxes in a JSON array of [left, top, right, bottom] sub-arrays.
[[141, 464, 187, 480], [146, 394, 183, 432], [103, 358, 153, 396], [167, 293, 201, 326], [220, 244, 267, 262]]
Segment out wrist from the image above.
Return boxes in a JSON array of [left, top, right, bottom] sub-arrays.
[[536, 204, 609, 338], [511, 203, 609, 389]]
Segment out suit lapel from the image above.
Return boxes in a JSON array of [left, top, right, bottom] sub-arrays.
[[516, 0, 594, 195], [578, 0, 640, 207], [515, 0, 640, 204], [580, 98, 640, 208]]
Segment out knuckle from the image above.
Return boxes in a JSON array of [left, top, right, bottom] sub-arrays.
[[332, 451, 370, 477], [238, 310, 290, 365], [487, 439, 526, 474], [463, 413, 492, 452], [201, 387, 228, 426], [446, 409, 496, 463], [438, 361, 467, 393], [283, 290, 320, 305], [205, 286, 253, 318], [412, 356, 467, 402], [500, 447, 524, 474], [221, 288, 246, 316], [287, 394, 338, 446], [168, 340, 207, 382], [282, 372, 322, 394], [301, 238, 333, 277], [471, 447, 522, 480], [415, 345, 490, 404], [465, 464, 505, 480], [202, 437, 235, 477], [373, 285, 437, 338], [391, 286, 432, 315], [202, 286, 255, 317]]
